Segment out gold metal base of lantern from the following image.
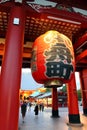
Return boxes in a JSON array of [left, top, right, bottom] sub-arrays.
[[44, 79, 63, 88]]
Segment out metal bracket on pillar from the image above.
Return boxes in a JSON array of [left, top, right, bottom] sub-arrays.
[[13, 18, 20, 25], [67, 114, 83, 127], [67, 122, 83, 127], [51, 109, 60, 118]]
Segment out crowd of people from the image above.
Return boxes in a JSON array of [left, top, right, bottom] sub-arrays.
[[20, 101, 44, 122]]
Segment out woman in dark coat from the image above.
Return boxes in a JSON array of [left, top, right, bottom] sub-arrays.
[[34, 104, 39, 115], [21, 101, 27, 122]]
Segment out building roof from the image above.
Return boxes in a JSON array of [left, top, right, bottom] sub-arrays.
[[30, 91, 44, 97], [37, 92, 52, 99]]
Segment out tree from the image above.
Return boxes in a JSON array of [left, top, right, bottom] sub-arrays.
[[61, 84, 67, 92], [46, 88, 52, 92], [77, 89, 82, 101]]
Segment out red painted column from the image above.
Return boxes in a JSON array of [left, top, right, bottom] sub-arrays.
[[0, 5, 25, 130], [67, 74, 81, 124], [52, 88, 59, 117], [79, 69, 87, 115]]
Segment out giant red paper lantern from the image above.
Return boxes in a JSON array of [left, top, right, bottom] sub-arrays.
[[31, 30, 75, 87]]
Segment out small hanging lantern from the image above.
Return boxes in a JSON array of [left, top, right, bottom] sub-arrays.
[[31, 30, 75, 87]]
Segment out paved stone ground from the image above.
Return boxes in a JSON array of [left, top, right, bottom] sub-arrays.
[[18, 106, 87, 130]]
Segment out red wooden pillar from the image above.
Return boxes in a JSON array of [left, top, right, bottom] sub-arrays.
[[52, 88, 59, 117], [67, 74, 81, 125], [79, 69, 87, 115], [0, 5, 25, 130]]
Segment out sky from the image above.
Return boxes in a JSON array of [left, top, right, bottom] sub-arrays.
[[21, 69, 43, 90], [21, 69, 81, 90]]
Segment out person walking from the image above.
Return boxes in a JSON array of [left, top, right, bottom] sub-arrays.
[[34, 103, 39, 115], [42, 103, 44, 111], [21, 101, 27, 123], [39, 103, 42, 112], [39, 103, 44, 112], [28, 102, 32, 110]]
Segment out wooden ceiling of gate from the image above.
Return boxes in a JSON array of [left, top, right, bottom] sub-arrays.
[[0, 1, 87, 71]]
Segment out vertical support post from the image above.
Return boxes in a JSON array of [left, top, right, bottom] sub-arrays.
[[51, 87, 59, 117], [67, 74, 82, 126], [0, 5, 25, 130], [79, 69, 87, 115]]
